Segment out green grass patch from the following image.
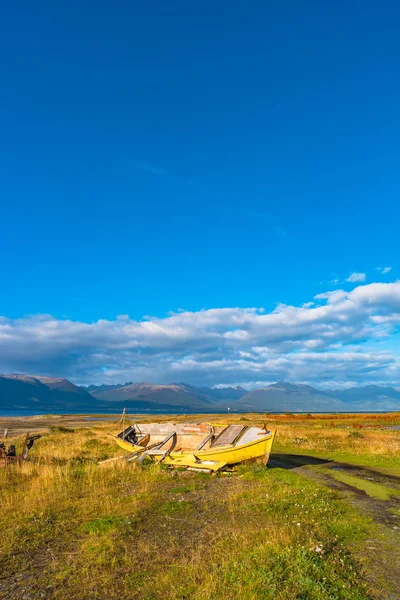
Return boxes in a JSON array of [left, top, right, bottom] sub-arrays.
[[273, 443, 400, 473], [318, 468, 399, 501], [169, 485, 193, 493], [159, 499, 193, 514], [82, 516, 127, 535], [49, 425, 76, 433]]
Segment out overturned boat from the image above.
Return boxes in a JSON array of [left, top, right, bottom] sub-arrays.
[[108, 414, 275, 472]]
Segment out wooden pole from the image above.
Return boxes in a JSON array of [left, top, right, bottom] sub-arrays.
[[122, 408, 126, 439]]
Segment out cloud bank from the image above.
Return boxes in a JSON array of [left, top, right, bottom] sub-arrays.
[[1, 281, 400, 388]]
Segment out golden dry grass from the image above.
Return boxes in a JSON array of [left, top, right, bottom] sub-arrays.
[[0, 420, 384, 599]]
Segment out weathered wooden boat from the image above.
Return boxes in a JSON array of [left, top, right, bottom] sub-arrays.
[[107, 409, 150, 453], [109, 414, 275, 472]]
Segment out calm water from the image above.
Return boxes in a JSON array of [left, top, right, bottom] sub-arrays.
[[0, 408, 397, 418], [0, 408, 195, 417], [0, 409, 121, 417]]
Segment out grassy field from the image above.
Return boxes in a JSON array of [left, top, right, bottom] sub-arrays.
[[0, 413, 399, 600], [264, 412, 400, 473]]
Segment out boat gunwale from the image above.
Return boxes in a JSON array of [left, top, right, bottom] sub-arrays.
[[150, 430, 275, 459]]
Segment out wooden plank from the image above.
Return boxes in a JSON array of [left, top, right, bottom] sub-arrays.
[[211, 425, 246, 447]]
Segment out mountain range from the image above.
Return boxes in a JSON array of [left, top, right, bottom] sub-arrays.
[[1, 374, 400, 413], [0, 374, 95, 412]]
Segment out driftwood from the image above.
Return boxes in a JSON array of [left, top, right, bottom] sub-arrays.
[[0, 432, 41, 466]]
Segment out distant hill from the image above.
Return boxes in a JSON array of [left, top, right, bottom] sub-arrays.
[[0, 374, 95, 411], [0, 376, 247, 414], [88, 382, 247, 410], [173, 384, 247, 403], [234, 382, 342, 412], [1, 375, 399, 413], [89, 382, 213, 411], [83, 382, 133, 393], [334, 385, 400, 411], [195, 385, 247, 401]]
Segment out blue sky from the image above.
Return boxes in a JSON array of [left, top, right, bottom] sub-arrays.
[[1, 1, 400, 386]]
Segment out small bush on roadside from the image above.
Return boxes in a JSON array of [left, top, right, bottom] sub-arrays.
[[49, 426, 75, 433], [348, 430, 364, 439]]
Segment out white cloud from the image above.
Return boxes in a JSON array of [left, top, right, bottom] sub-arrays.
[[346, 272, 366, 283], [314, 290, 347, 304], [376, 267, 392, 275], [2, 281, 400, 387]]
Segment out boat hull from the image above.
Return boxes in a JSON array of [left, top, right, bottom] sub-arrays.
[[112, 433, 150, 453], [158, 430, 276, 471], [107, 418, 276, 472]]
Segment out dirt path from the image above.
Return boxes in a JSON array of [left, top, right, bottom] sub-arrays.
[[269, 453, 400, 599]]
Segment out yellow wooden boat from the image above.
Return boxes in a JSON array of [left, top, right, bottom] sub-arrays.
[[107, 409, 150, 453], [109, 416, 276, 472], [143, 425, 276, 472]]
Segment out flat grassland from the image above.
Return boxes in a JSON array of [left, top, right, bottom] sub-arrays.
[[0, 412, 399, 600]]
